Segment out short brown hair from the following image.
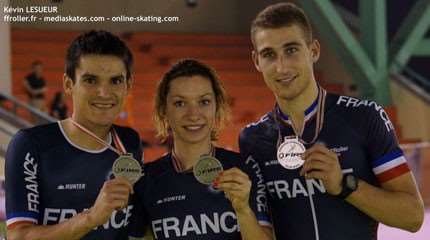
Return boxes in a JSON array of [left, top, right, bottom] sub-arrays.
[[65, 30, 133, 82], [154, 59, 230, 142], [251, 2, 313, 45]]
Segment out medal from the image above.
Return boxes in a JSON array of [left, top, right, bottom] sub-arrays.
[[193, 155, 223, 185], [277, 137, 306, 169], [171, 145, 221, 185], [275, 87, 327, 170], [112, 153, 142, 185], [70, 119, 143, 184]]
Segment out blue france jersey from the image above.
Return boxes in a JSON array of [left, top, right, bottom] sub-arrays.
[[129, 147, 271, 240], [5, 122, 143, 240], [239, 93, 410, 240]]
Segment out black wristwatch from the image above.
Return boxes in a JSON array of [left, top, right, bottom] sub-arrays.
[[336, 174, 358, 199]]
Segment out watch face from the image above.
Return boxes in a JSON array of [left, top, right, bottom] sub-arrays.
[[346, 174, 358, 190]]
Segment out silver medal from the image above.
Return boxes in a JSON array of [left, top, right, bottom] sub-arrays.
[[277, 137, 306, 170], [112, 153, 143, 185], [193, 155, 223, 185]]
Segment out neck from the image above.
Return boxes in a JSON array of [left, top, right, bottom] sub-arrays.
[[173, 138, 212, 171], [277, 81, 318, 120], [276, 81, 318, 134], [62, 117, 111, 150]]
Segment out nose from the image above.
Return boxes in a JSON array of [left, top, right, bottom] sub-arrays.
[[275, 55, 289, 74], [96, 82, 112, 97], [186, 104, 201, 121]]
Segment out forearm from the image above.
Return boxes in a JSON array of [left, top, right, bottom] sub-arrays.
[[235, 206, 272, 240], [8, 210, 97, 240], [346, 179, 424, 232]]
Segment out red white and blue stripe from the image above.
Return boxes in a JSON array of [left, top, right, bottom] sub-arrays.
[[372, 150, 410, 183], [276, 94, 319, 125], [6, 212, 38, 229]]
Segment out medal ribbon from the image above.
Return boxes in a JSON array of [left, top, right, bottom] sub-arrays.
[[70, 119, 127, 155], [275, 87, 327, 147], [172, 145, 215, 173]]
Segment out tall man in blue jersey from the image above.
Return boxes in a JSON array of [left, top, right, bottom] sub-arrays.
[[239, 3, 425, 240], [6, 30, 142, 240]]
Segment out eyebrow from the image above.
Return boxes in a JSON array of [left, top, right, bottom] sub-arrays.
[[170, 92, 214, 98], [258, 41, 302, 55], [111, 75, 125, 80], [80, 73, 125, 79], [81, 73, 97, 79]]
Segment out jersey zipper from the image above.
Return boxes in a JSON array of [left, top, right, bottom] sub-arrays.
[[306, 179, 320, 240]]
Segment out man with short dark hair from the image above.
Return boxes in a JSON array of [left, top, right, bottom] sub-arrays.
[[240, 3, 424, 240], [6, 30, 142, 240]]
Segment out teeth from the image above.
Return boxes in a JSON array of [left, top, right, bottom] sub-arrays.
[[278, 76, 296, 83], [93, 103, 114, 109], [184, 125, 203, 130]]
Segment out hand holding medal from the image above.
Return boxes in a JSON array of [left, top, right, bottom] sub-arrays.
[[213, 167, 252, 213], [300, 144, 343, 195]]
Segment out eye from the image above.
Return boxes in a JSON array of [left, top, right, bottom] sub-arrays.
[[174, 100, 185, 107], [200, 99, 211, 106], [82, 76, 97, 84], [285, 47, 298, 55], [112, 77, 125, 85], [262, 51, 275, 59]]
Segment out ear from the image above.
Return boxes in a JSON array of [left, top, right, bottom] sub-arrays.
[[63, 74, 74, 95], [126, 76, 133, 92], [252, 50, 262, 72], [310, 39, 320, 63]]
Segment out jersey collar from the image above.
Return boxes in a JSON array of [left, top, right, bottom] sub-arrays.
[[275, 91, 319, 125]]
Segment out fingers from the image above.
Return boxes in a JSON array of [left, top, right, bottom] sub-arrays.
[[111, 176, 134, 194], [224, 190, 246, 202], [300, 144, 343, 195], [213, 168, 253, 211], [218, 182, 249, 192], [216, 167, 249, 185], [98, 178, 132, 208], [300, 144, 338, 175], [300, 158, 329, 176], [303, 144, 337, 160], [89, 178, 132, 226], [100, 189, 130, 202], [214, 168, 251, 195], [302, 170, 327, 180], [300, 153, 334, 175]]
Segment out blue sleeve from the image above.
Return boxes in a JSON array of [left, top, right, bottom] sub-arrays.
[[364, 105, 400, 160], [5, 130, 40, 228], [241, 155, 272, 227], [363, 105, 409, 183], [238, 130, 272, 227]]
